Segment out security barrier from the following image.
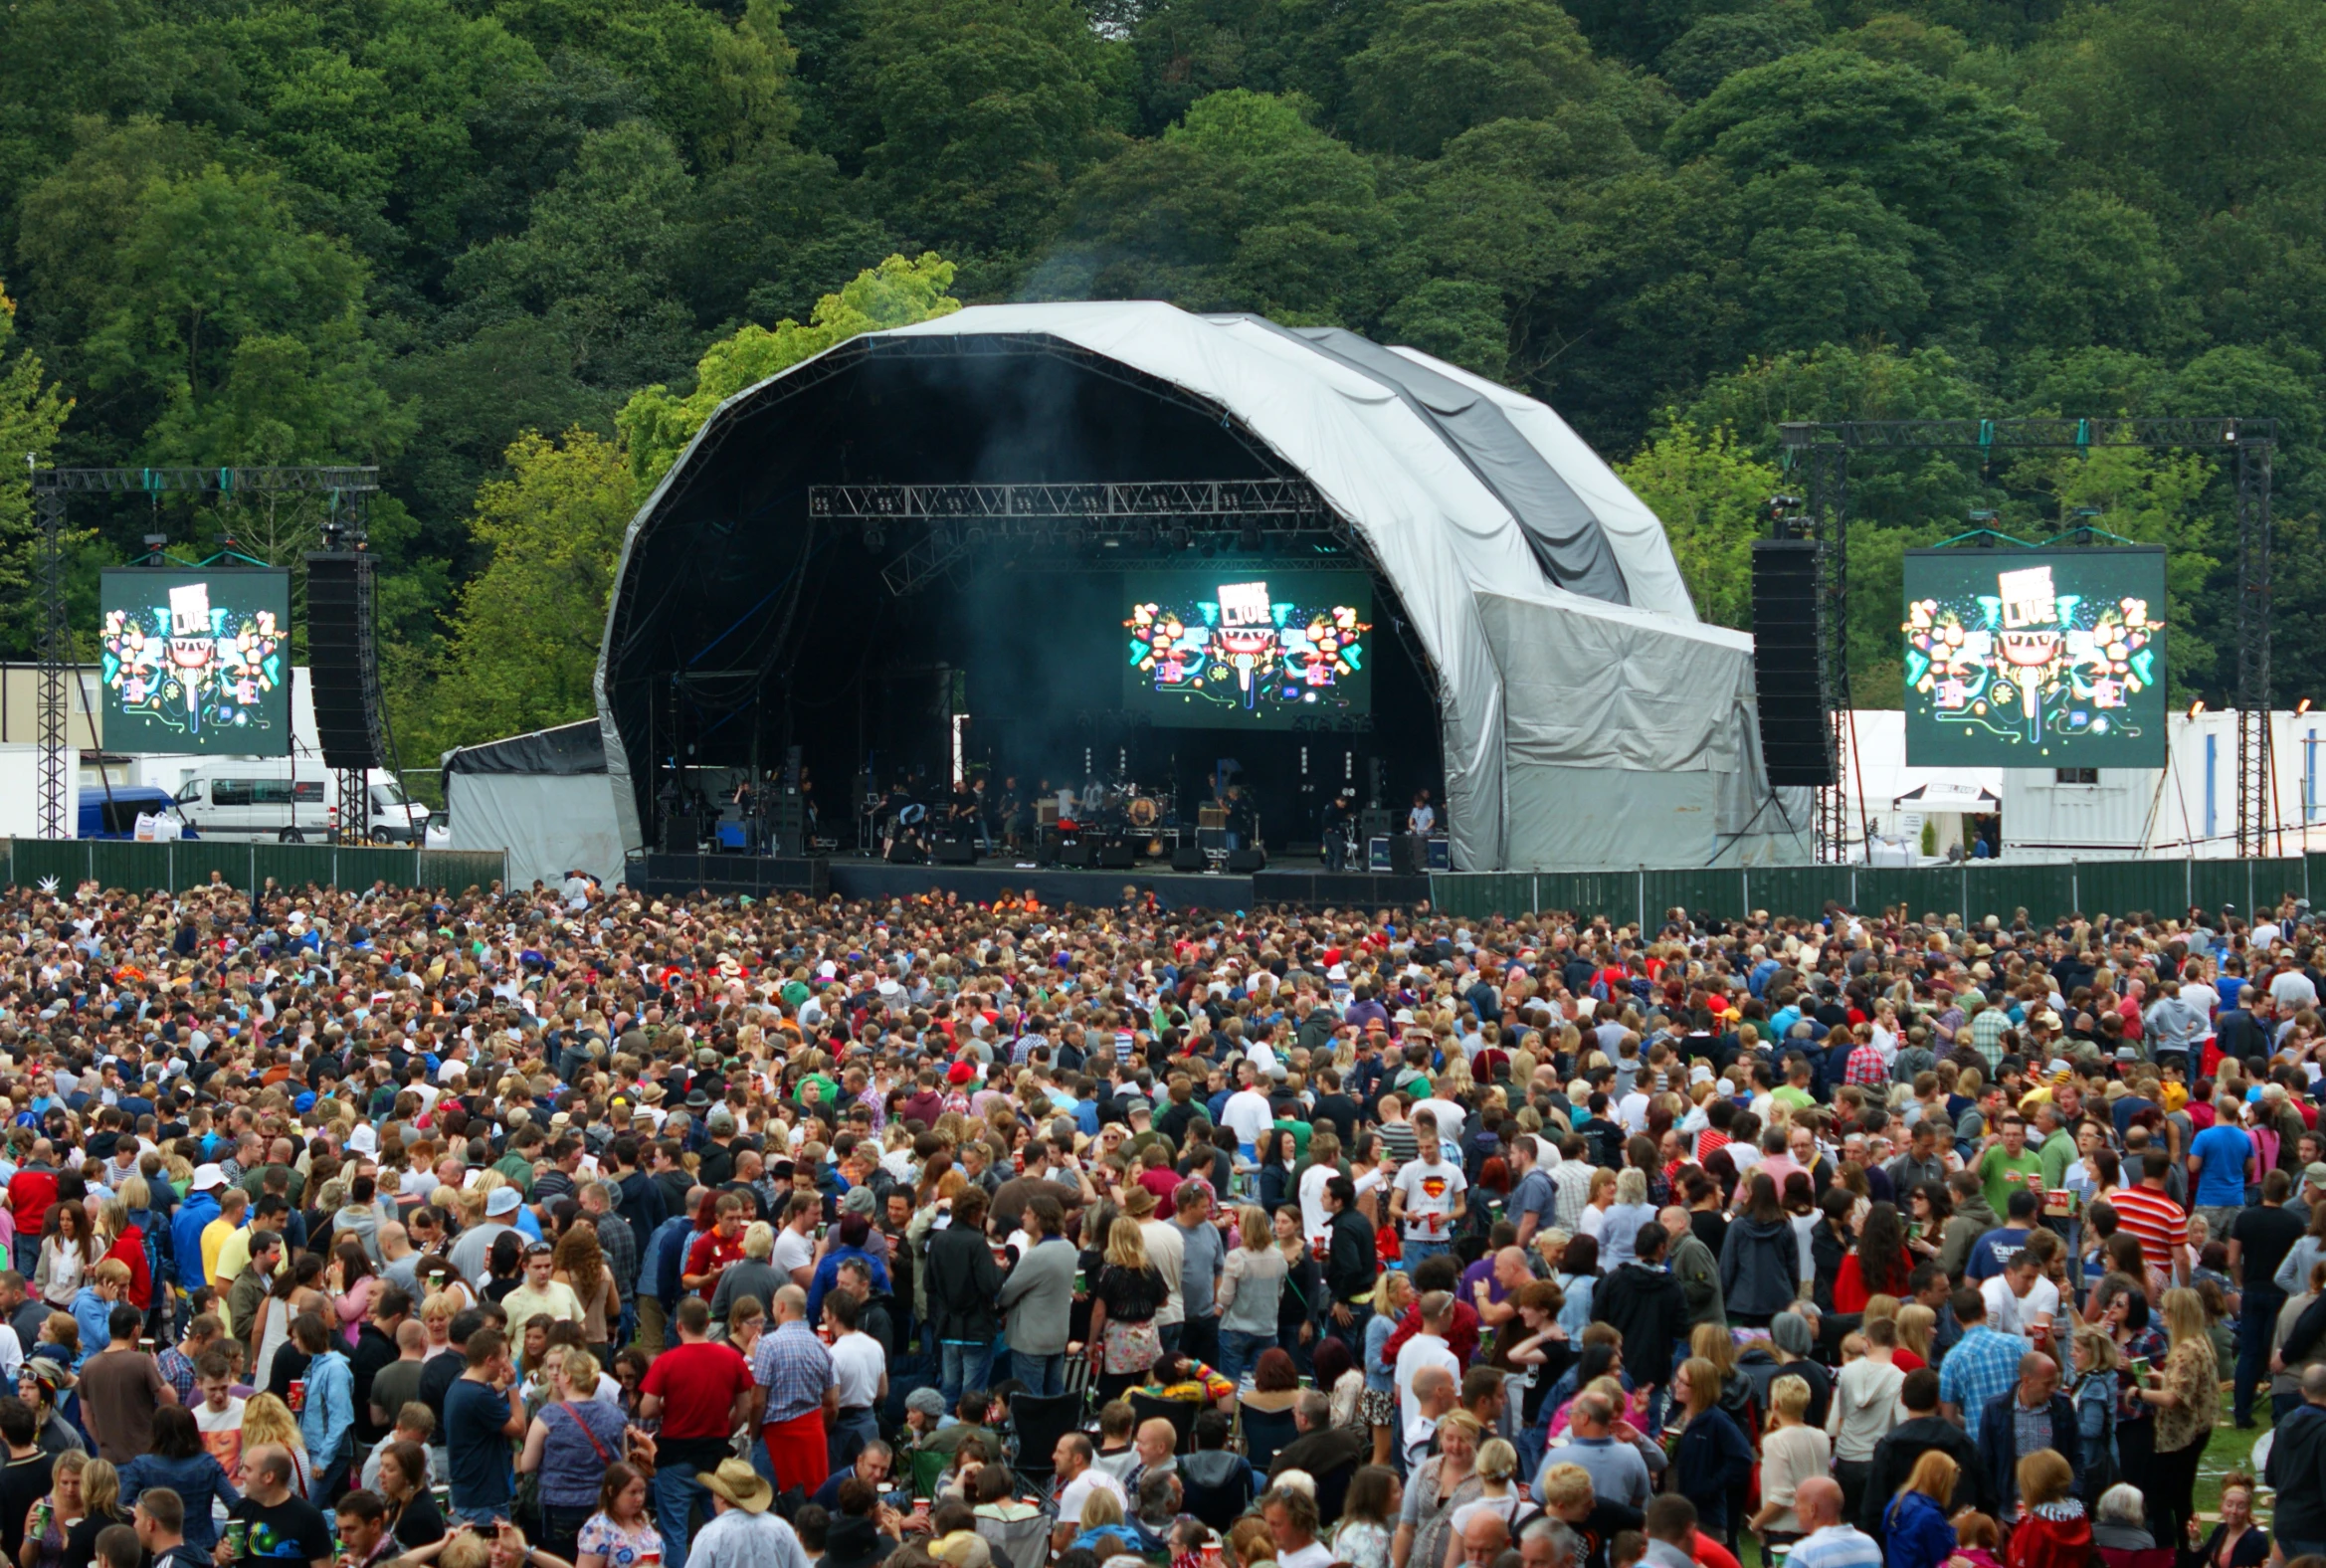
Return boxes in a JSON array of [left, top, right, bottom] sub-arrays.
[[0, 839, 506, 892], [1430, 855, 2324, 928]]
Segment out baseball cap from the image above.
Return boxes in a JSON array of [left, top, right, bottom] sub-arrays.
[[2305, 1162, 2326, 1189], [192, 1164, 227, 1193], [485, 1187, 522, 1217]]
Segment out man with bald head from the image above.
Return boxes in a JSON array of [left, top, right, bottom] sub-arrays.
[[1468, 1248, 1535, 1329], [227, 1444, 334, 1568], [1402, 1365, 1457, 1470], [1459, 1512, 1510, 1568], [1975, 1349, 2078, 1513], [1786, 1476, 1881, 1568]]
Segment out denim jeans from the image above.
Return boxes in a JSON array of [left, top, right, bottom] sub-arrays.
[[1328, 1303, 1373, 1361], [1013, 1351, 1066, 1397], [1217, 1328, 1274, 1390], [940, 1339, 995, 1411], [651, 1461, 712, 1564], [2237, 1284, 2285, 1425], [1404, 1240, 1451, 1267]]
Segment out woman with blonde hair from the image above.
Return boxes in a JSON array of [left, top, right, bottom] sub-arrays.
[[2006, 1449, 2091, 1568], [1745, 1374, 1829, 1550], [1361, 1272, 1415, 1465], [2067, 1323, 2121, 1504], [59, 1459, 127, 1568], [2133, 1284, 2217, 1545], [242, 1391, 312, 1498], [1215, 1205, 1286, 1390], [1880, 1450, 1960, 1568], [1398, 1409, 1482, 1568], [1441, 1439, 1526, 1568], [550, 1227, 619, 1362], [1598, 1168, 1657, 1270], [20, 1450, 84, 1568], [1671, 1355, 1753, 1548], [1688, 1321, 1752, 1426], [1893, 1302, 1936, 1372], [1085, 1216, 1167, 1401]]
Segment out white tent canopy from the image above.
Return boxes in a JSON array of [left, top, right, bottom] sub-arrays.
[[1894, 782, 2002, 810], [597, 301, 1811, 870]]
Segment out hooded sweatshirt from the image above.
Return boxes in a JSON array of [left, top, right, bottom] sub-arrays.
[[1938, 1194, 2000, 1279], [1592, 1260, 1688, 1383], [1718, 1215, 1798, 1318], [2006, 1499, 2093, 1568]]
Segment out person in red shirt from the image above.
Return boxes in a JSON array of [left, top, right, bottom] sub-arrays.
[[8, 1148, 59, 1271], [682, 1193, 750, 1296], [639, 1296, 760, 1562]]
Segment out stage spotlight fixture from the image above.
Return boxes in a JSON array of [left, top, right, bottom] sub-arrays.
[[865, 525, 885, 550], [1239, 524, 1261, 553], [1169, 525, 1190, 550], [2188, 699, 2207, 717]]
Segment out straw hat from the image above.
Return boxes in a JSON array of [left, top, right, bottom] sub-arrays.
[[695, 1459, 773, 1514]]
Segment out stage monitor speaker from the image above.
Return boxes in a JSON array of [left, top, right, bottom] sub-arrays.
[[770, 799, 806, 858], [1227, 848, 1267, 874], [1170, 845, 1206, 872], [1360, 808, 1396, 843], [1097, 842, 1137, 869], [1388, 834, 1423, 876], [931, 840, 977, 865], [1751, 539, 1837, 786], [663, 815, 705, 852], [1059, 841, 1095, 868], [304, 552, 386, 769], [887, 844, 927, 865]]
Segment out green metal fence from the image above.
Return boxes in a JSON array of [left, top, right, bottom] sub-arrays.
[[1431, 855, 2326, 928], [0, 840, 505, 892]]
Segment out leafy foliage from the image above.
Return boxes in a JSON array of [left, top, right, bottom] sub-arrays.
[[0, 0, 2319, 760]]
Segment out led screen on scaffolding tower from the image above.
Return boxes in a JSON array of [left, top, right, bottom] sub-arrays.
[[98, 568, 292, 755], [1123, 570, 1373, 728], [1901, 546, 2167, 766]]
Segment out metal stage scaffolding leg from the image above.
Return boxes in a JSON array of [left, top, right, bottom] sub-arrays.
[[35, 489, 69, 840], [2236, 438, 2274, 856]]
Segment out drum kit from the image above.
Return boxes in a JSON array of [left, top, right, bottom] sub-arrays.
[[1058, 780, 1177, 857]]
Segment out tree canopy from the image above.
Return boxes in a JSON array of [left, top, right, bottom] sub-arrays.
[[0, 0, 2318, 766]]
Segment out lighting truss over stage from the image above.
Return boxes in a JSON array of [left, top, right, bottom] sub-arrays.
[[807, 479, 1329, 521], [808, 481, 1341, 594]]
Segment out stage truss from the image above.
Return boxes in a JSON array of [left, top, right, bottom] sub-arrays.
[[1778, 418, 2277, 860]]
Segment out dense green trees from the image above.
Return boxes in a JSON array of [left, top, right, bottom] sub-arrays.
[[0, 0, 2320, 765]]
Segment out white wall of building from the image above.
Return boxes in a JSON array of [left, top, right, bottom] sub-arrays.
[[2002, 708, 2324, 858]]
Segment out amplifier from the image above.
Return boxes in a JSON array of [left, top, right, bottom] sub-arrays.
[[1198, 805, 1229, 828]]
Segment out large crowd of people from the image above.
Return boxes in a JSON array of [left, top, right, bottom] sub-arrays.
[[4, 873, 2326, 1568]]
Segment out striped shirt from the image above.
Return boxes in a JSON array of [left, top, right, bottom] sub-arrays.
[[2109, 1183, 2189, 1276], [1788, 1524, 1885, 1568], [1378, 1121, 1420, 1165]]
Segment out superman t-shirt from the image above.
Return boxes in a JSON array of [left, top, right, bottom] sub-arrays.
[[1393, 1156, 1466, 1242]]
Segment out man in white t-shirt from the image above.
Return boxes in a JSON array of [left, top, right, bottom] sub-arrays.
[[1979, 1249, 2056, 1340], [772, 1193, 818, 1288], [1392, 1293, 1460, 1437], [1221, 1069, 1275, 1157], [1050, 1433, 1129, 1551], [1410, 1091, 1466, 1155], [824, 1291, 887, 1460], [195, 1366, 248, 1487], [1391, 1111, 1467, 1263]]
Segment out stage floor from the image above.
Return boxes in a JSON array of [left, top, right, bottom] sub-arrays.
[[626, 851, 1430, 910]]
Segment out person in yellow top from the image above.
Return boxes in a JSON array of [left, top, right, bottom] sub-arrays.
[[212, 1195, 291, 1295], [499, 1241, 586, 1329], [201, 1187, 249, 1288]]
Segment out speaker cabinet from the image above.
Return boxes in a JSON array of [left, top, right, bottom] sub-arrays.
[[1059, 841, 1095, 868], [931, 840, 977, 865], [1752, 539, 1837, 787], [1170, 845, 1206, 873], [663, 815, 705, 852], [1227, 847, 1267, 873], [304, 552, 386, 769]]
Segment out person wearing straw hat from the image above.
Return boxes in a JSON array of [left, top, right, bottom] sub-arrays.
[[687, 1458, 812, 1568]]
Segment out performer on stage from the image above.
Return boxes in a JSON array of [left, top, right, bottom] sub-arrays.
[[1320, 785, 1358, 871], [1225, 782, 1258, 852]]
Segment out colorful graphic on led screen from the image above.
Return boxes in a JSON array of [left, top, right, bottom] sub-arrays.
[[1901, 547, 2166, 765], [99, 568, 291, 755], [1124, 572, 1372, 727]]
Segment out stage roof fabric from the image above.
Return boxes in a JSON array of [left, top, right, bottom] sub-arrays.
[[597, 301, 1806, 871]]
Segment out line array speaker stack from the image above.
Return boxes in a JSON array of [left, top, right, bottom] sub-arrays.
[[1751, 539, 1837, 787], [305, 553, 388, 769]]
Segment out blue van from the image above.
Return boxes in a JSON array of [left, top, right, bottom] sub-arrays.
[[77, 785, 199, 840]]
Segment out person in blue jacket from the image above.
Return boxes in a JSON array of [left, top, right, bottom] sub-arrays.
[[1670, 1355, 1753, 1548], [1879, 1451, 1963, 1568]]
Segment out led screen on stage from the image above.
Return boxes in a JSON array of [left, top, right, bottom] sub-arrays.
[[99, 568, 291, 755], [1902, 546, 2167, 765], [1124, 570, 1373, 728]]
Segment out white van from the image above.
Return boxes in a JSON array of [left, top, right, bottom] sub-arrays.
[[171, 761, 431, 843]]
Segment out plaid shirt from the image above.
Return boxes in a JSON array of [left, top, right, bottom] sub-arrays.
[[1971, 1008, 2011, 1070], [1844, 1043, 1888, 1089], [751, 1320, 835, 1425], [157, 1345, 197, 1405], [1937, 1324, 2027, 1417], [594, 1208, 640, 1300]]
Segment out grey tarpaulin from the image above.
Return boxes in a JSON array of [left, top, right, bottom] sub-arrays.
[[592, 301, 1808, 872], [442, 721, 627, 888]]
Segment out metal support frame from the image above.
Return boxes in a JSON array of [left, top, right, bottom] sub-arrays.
[[808, 480, 1337, 596], [2236, 440, 2275, 856], [24, 463, 380, 842], [1777, 417, 2275, 863]]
